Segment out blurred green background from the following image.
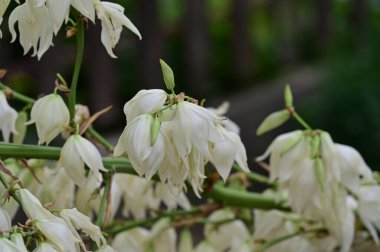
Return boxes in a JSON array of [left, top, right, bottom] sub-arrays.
[[1, 0, 380, 168]]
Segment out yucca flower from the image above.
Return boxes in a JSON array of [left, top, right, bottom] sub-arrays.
[[94, 0, 141, 58], [28, 93, 69, 145], [59, 134, 106, 188], [0, 91, 18, 142], [60, 208, 106, 249]]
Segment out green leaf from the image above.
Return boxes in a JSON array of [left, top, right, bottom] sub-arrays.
[[159, 59, 175, 91], [256, 110, 290, 136], [284, 84, 293, 108]]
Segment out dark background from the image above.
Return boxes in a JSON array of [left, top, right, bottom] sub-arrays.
[[1, 0, 380, 170]]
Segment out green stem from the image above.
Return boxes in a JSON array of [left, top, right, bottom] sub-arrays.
[[106, 208, 199, 235], [69, 19, 85, 122], [232, 163, 270, 184], [0, 82, 36, 104], [292, 112, 312, 131], [0, 143, 286, 210], [0, 172, 21, 204], [96, 173, 112, 227], [86, 127, 114, 153]]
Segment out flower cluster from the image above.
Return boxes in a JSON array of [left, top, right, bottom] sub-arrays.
[[258, 130, 377, 251], [1, 0, 141, 59], [114, 89, 249, 197]]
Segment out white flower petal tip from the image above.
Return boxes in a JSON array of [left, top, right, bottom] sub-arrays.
[[0, 91, 18, 142]]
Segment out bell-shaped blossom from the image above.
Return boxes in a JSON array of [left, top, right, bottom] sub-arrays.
[[94, 0, 141, 58], [209, 125, 249, 181], [0, 91, 18, 142], [46, 0, 96, 34], [0, 238, 23, 252], [114, 114, 165, 180], [59, 134, 106, 188], [204, 209, 250, 252], [28, 93, 69, 145], [171, 101, 221, 167], [10, 233, 28, 252], [0, 207, 11, 232], [357, 185, 380, 244], [123, 89, 168, 122], [60, 208, 106, 248], [18, 189, 79, 252], [112, 227, 150, 252], [9, 0, 54, 59]]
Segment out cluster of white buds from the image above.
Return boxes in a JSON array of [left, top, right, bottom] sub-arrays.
[[1, 0, 141, 59], [114, 88, 249, 197]]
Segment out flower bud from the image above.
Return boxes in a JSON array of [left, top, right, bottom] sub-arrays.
[[29, 93, 70, 145], [160, 59, 175, 91], [256, 110, 290, 136]]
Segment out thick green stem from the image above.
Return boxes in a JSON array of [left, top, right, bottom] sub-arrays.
[[0, 143, 286, 210], [96, 173, 112, 227], [69, 20, 85, 121], [232, 163, 270, 184]]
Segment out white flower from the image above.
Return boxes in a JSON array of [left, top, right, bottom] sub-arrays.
[[0, 207, 11, 232], [9, 0, 54, 59], [33, 242, 60, 252], [112, 227, 150, 252], [59, 134, 106, 188], [357, 185, 380, 244], [97, 245, 118, 252], [209, 125, 249, 181], [0, 91, 18, 142], [171, 100, 221, 167], [149, 218, 177, 252], [123, 89, 167, 123], [114, 114, 165, 180], [208, 101, 240, 134], [45, 0, 96, 34], [10, 233, 28, 252], [94, 0, 141, 58], [60, 208, 106, 248], [205, 209, 250, 252], [43, 168, 75, 209], [0, 238, 23, 252], [18, 189, 79, 252], [28, 93, 70, 145]]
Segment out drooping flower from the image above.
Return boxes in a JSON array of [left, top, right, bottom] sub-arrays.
[[94, 0, 141, 58], [59, 134, 106, 188], [60, 208, 106, 248], [9, 0, 54, 59], [114, 114, 166, 180], [0, 91, 18, 142], [209, 125, 249, 181], [357, 185, 380, 244], [28, 93, 69, 145], [0, 207, 11, 232], [18, 189, 79, 252], [123, 89, 168, 123]]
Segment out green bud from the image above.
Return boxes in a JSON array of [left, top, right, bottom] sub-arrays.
[[313, 158, 325, 190], [159, 59, 175, 91], [12, 111, 27, 144], [280, 131, 303, 157], [150, 115, 161, 145], [256, 110, 290, 136], [284, 84, 293, 108], [310, 135, 321, 159]]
